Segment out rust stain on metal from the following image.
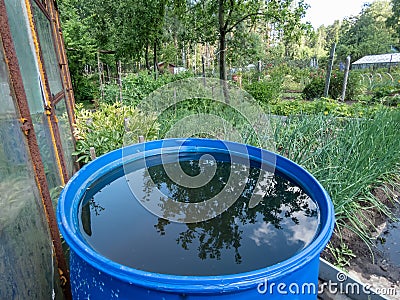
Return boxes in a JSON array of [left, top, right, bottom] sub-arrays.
[[0, 1, 72, 299], [53, 90, 64, 104], [40, 0, 79, 174], [19, 117, 34, 135], [33, 0, 51, 20]]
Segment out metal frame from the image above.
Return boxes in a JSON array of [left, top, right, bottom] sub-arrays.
[[27, 0, 69, 183], [0, 0, 71, 298], [33, 0, 67, 102], [42, 0, 79, 171], [33, 0, 51, 20], [31, 0, 79, 174], [47, 0, 77, 125]]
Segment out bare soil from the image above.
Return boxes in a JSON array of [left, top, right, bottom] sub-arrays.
[[321, 186, 400, 295]]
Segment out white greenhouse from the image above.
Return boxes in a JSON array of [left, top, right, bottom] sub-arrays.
[[352, 53, 400, 70]]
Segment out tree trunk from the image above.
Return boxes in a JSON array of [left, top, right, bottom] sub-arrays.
[[218, 0, 227, 81], [219, 33, 227, 81], [145, 43, 150, 70], [153, 41, 157, 70], [219, 31, 230, 104], [153, 41, 159, 79], [182, 45, 186, 68]]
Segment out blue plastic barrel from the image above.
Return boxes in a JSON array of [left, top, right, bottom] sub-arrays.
[[57, 138, 334, 299]]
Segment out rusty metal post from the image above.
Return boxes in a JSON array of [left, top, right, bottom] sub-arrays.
[[341, 56, 351, 101], [324, 43, 336, 98], [0, 1, 72, 298]]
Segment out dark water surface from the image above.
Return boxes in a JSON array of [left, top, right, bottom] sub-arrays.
[[79, 152, 320, 276], [377, 202, 400, 267]]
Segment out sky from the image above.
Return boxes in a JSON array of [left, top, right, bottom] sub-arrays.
[[303, 0, 372, 28]]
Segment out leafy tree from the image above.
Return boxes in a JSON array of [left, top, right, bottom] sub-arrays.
[[114, 0, 167, 68], [336, 1, 397, 62], [60, 0, 168, 67], [162, 0, 206, 68], [189, 0, 309, 80], [303, 25, 327, 59], [325, 20, 340, 51], [227, 23, 266, 67], [59, 0, 310, 91], [83, 0, 117, 51], [58, 0, 97, 102], [387, 0, 400, 46]]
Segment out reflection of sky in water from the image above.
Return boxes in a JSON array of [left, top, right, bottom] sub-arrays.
[[249, 213, 318, 246], [249, 213, 319, 247], [285, 213, 319, 246], [248, 170, 319, 250], [250, 223, 277, 246]]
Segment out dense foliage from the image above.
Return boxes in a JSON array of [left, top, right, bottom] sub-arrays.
[[59, 0, 400, 103], [103, 71, 194, 106], [59, 0, 308, 82], [243, 75, 284, 105], [73, 103, 159, 163], [335, 1, 397, 62], [387, 0, 400, 42], [302, 70, 363, 100], [370, 81, 400, 106]]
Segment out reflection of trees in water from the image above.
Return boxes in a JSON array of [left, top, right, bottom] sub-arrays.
[[147, 158, 318, 264], [81, 198, 105, 236], [89, 198, 105, 216]]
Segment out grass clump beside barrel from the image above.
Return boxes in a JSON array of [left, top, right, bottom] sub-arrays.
[[269, 110, 400, 263]]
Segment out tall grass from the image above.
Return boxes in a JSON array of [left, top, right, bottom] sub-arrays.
[[268, 110, 400, 247]]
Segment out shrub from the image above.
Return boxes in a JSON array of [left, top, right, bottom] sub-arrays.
[[73, 74, 99, 104], [73, 102, 159, 164], [102, 71, 194, 106], [370, 82, 400, 106], [302, 70, 362, 100], [302, 77, 325, 100], [244, 74, 283, 105]]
